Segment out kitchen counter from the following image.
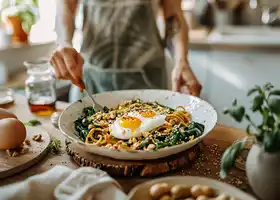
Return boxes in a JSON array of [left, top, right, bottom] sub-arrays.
[[188, 26, 280, 52]]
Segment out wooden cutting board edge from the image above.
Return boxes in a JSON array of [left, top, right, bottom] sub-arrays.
[[0, 128, 51, 179]]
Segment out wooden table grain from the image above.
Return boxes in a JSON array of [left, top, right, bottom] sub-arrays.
[[0, 94, 249, 195]]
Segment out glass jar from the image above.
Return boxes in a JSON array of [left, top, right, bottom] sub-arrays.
[[0, 88, 15, 108], [24, 60, 56, 116]]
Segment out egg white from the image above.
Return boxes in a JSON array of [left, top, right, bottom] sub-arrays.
[[110, 112, 166, 140], [110, 117, 142, 140]]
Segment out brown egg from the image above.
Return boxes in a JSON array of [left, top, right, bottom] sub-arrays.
[[0, 118, 26, 150], [0, 108, 17, 120]]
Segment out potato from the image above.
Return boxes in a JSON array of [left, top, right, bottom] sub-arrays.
[[190, 185, 203, 198], [170, 184, 191, 199], [0, 108, 17, 120], [196, 196, 209, 200], [159, 195, 172, 200], [201, 186, 215, 197], [149, 183, 171, 199], [216, 193, 231, 200], [0, 118, 26, 149]]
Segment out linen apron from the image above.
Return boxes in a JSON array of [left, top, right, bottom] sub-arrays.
[[69, 0, 168, 102]]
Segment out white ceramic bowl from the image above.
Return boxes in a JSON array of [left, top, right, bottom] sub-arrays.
[[128, 176, 257, 200], [59, 90, 217, 160]]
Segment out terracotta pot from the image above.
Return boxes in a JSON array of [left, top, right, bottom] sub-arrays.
[[246, 145, 280, 200], [6, 15, 28, 44]]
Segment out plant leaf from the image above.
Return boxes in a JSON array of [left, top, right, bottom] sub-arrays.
[[267, 116, 275, 129], [24, 119, 41, 126], [246, 125, 251, 134], [252, 95, 264, 112], [269, 90, 280, 96], [220, 140, 245, 179], [32, 0, 39, 7], [263, 133, 278, 153], [263, 82, 274, 91], [247, 88, 259, 96], [225, 106, 245, 123], [268, 98, 280, 115], [223, 108, 229, 115]]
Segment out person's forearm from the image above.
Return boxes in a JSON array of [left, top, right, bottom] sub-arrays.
[[162, 0, 189, 64], [55, 0, 78, 47], [171, 12, 189, 64]]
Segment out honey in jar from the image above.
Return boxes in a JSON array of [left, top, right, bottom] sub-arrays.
[[24, 60, 57, 116]]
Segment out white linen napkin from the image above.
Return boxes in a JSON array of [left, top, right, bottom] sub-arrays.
[[0, 165, 127, 200]]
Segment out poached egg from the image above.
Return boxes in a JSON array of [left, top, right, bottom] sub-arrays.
[[110, 110, 166, 140]]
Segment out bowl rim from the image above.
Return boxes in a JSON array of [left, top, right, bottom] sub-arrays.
[[127, 175, 257, 200], [58, 89, 218, 154]]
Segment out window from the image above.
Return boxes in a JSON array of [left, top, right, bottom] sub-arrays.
[[36, 0, 56, 31]]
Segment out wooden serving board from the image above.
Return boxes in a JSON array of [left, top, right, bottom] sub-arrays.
[[66, 140, 203, 177], [0, 126, 51, 179]]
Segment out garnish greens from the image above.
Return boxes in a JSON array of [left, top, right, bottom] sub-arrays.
[[24, 119, 41, 126], [49, 137, 61, 154]]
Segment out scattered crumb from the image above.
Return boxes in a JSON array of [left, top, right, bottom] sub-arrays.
[[32, 134, 42, 142], [24, 139, 31, 146], [178, 143, 249, 191]]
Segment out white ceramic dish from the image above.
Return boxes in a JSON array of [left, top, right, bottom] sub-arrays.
[[59, 90, 217, 160], [128, 176, 257, 200]]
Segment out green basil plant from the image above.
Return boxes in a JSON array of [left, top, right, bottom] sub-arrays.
[[220, 83, 280, 179], [1, 0, 39, 33]]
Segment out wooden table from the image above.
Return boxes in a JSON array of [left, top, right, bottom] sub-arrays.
[[0, 94, 250, 195]]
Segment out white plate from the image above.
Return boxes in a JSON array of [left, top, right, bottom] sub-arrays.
[[128, 176, 257, 200], [59, 90, 217, 160]]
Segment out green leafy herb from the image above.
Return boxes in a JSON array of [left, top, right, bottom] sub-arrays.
[[221, 82, 280, 178], [269, 89, 280, 96], [247, 87, 259, 96], [83, 107, 96, 117], [155, 102, 175, 111], [220, 140, 245, 179], [252, 95, 264, 112], [49, 137, 61, 154], [24, 119, 41, 126], [223, 104, 245, 122], [268, 98, 280, 115]]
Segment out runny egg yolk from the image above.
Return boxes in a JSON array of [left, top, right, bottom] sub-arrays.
[[138, 110, 156, 118], [119, 116, 142, 132]]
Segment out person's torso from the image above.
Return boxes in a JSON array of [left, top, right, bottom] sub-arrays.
[[79, 0, 165, 70]]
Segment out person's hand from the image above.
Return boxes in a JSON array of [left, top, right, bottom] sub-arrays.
[[50, 47, 85, 89], [171, 60, 202, 97]]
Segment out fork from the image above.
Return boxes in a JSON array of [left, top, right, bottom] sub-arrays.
[[83, 88, 103, 111], [78, 79, 103, 111]]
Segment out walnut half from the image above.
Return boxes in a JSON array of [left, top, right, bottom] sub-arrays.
[[32, 134, 42, 142]]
